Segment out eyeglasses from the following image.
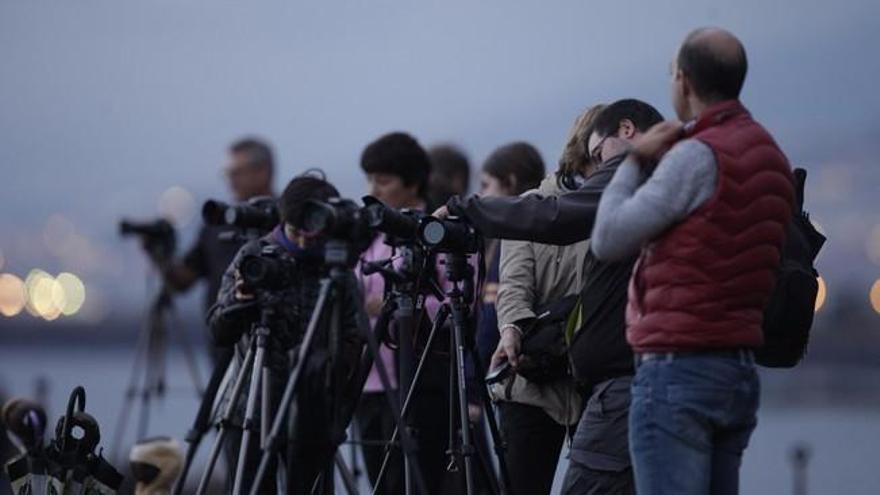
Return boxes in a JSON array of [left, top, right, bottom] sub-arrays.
[[589, 134, 612, 165]]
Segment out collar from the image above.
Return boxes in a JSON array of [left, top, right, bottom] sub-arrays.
[[686, 99, 750, 137], [598, 152, 628, 171], [272, 226, 324, 261]]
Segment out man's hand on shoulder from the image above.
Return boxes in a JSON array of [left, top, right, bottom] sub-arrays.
[[631, 121, 685, 164]]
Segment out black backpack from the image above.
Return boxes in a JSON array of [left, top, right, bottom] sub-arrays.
[[755, 168, 826, 368]]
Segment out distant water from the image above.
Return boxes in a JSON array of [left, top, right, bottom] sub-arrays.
[[1, 346, 879, 495]]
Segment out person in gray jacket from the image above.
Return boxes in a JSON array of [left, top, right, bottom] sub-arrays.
[[489, 104, 604, 495]]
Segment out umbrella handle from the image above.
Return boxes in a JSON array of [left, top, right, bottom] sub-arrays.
[[61, 386, 87, 451]]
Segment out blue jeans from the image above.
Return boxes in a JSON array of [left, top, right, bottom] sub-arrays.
[[629, 352, 760, 495]]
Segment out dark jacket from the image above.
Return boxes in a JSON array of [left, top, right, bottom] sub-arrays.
[[207, 231, 365, 492], [448, 155, 634, 386], [447, 155, 623, 246]]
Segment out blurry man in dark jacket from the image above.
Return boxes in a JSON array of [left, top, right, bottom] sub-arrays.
[[208, 174, 364, 494], [156, 138, 275, 316]]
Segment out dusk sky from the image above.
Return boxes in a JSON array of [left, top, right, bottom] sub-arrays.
[[2, 1, 879, 321]]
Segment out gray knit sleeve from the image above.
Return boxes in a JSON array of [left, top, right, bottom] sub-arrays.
[[590, 139, 718, 261]]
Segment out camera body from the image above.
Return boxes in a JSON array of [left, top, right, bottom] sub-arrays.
[[417, 216, 480, 254], [238, 244, 297, 292], [119, 218, 177, 259]]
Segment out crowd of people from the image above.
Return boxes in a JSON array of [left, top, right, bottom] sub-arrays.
[[136, 26, 796, 495]]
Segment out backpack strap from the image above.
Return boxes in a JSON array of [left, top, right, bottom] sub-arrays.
[[793, 168, 806, 212]]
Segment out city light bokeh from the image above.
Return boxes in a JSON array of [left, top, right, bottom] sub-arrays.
[[4, 269, 87, 320], [815, 276, 827, 312]]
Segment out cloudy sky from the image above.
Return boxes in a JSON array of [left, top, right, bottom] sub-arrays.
[[1, 0, 878, 320]]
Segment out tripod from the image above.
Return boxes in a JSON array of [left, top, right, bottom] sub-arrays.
[[248, 239, 430, 495], [182, 292, 286, 495], [361, 240, 445, 495], [172, 345, 234, 495], [372, 251, 512, 495], [110, 284, 204, 464]]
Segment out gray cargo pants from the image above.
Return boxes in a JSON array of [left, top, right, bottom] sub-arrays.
[[560, 375, 635, 495]]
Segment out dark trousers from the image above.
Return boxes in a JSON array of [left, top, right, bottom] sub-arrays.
[[629, 354, 759, 495], [498, 402, 567, 495], [356, 392, 403, 494], [561, 376, 635, 495], [356, 358, 452, 494]]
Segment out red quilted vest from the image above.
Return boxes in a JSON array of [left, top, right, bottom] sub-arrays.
[[626, 100, 795, 352]]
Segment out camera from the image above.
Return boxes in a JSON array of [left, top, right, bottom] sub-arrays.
[[119, 218, 177, 259], [238, 245, 297, 291], [300, 197, 373, 245], [202, 196, 279, 232], [418, 216, 480, 253], [362, 196, 424, 244], [119, 218, 175, 241]]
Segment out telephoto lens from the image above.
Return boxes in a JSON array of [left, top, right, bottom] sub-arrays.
[[201, 196, 279, 232], [362, 195, 422, 242], [300, 197, 371, 242]]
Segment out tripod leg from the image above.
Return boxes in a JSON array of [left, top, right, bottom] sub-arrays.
[[110, 317, 151, 463], [470, 351, 512, 495], [195, 345, 256, 495], [450, 300, 475, 495], [137, 314, 163, 442], [167, 300, 206, 395], [372, 304, 450, 494], [173, 347, 235, 495], [261, 366, 271, 448], [161, 289, 205, 395], [249, 279, 334, 495], [447, 325, 456, 474], [335, 452, 359, 495], [232, 333, 268, 495], [358, 324, 432, 495]]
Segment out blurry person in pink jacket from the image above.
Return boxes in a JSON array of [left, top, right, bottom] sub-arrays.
[[355, 131, 450, 494]]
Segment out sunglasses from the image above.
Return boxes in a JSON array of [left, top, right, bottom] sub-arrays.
[[589, 134, 612, 165]]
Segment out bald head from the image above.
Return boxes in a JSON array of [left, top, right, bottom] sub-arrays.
[[677, 27, 748, 103]]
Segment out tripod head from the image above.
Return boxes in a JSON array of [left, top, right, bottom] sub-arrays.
[[442, 252, 476, 307], [362, 243, 445, 302]]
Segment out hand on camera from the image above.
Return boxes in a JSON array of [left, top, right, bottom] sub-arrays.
[[233, 270, 255, 301], [365, 296, 384, 318], [432, 205, 450, 219], [491, 325, 522, 370], [631, 120, 685, 164]]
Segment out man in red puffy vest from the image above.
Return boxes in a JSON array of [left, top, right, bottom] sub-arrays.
[[591, 28, 795, 494]]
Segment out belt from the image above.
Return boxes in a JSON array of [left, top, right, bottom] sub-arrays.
[[635, 348, 754, 365]]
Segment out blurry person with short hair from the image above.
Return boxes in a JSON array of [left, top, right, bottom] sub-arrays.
[[427, 144, 471, 209]]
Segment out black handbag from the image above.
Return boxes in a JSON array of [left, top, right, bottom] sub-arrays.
[[516, 294, 579, 384]]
